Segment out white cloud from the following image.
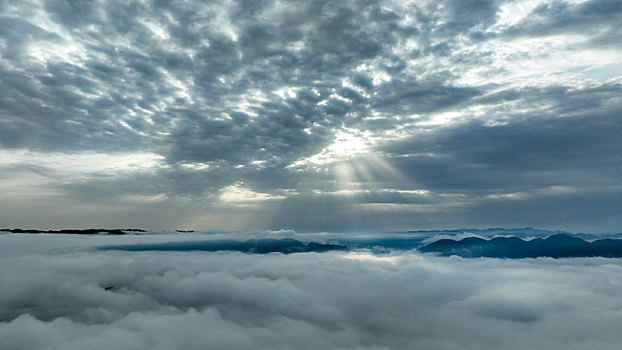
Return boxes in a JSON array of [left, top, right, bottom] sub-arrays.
[[0, 150, 164, 176], [219, 182, 285, 202], [2, 234, 622, 349]]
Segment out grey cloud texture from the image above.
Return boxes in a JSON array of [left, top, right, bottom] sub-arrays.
[[0, 0, 621, 231], [503, 0, 622, 43], [2, 234, 622, 349]]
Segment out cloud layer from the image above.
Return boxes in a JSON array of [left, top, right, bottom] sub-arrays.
[[2, 234, 622, 349], [1, 0, 621, 231]]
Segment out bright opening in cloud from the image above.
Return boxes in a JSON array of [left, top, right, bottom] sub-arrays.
[[326, 131, 369, 158], [289, 130, 371, 168]]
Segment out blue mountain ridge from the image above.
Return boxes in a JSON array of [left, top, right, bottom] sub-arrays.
[[419, 234, 622, 258], [101, 238, 347, 254], [5, 227, 622, 257]]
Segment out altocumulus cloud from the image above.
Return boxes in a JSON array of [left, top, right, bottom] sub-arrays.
[[2, 234, 622, 349], [0, 0, 621, 232]]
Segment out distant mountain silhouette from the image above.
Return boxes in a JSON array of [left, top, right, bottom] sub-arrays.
[[0, 228, 144, 235], [419, 234, 622, 258], [404, 227, 605, 240], [6, 227, 622, 257], [102, 238, 347, 254]]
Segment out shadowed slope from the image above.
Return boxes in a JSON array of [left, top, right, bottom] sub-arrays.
[[101, 238, 347, 254]]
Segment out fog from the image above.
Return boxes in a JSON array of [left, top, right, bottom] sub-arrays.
[[2, 233, 622, 349]]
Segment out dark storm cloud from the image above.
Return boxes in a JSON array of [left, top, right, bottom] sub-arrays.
[[379, 82, 622, 192], [371, 80, 484, 117], [0, 0, 621, 230]]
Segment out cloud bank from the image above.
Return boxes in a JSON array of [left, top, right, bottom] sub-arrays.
[[2, 234, 622, 349]]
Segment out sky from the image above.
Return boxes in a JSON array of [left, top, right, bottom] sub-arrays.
[[3, 233, 622, 350], [1, 0, 621, 232]]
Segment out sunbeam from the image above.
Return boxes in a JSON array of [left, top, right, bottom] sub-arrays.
[[276, 127, 418, 231]]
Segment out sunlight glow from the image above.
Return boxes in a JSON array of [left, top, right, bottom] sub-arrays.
[[327, 131, 368, 157], [344, 251, 404, 264], [289, 129, 371, 168]]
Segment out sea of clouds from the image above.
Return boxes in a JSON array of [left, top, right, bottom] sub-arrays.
[[2, 233, 622, 349]]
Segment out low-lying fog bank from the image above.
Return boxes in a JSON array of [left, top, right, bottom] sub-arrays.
[[2, 233, 622, 349]]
